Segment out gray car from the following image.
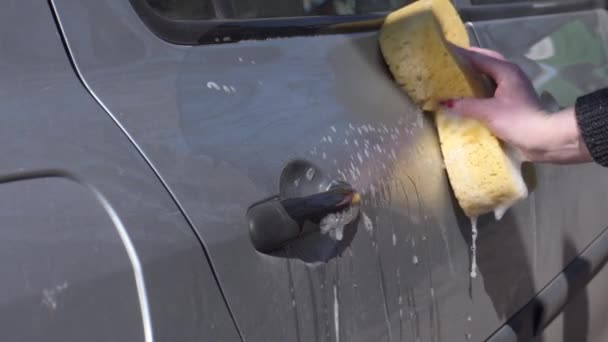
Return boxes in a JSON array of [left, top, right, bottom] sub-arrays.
[[2, 0, 608, 341]]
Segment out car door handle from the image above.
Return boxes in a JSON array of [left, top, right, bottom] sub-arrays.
[[247, 186, 361, 253]]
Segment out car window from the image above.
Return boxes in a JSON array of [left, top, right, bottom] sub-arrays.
[[145, 0, 412, 20]]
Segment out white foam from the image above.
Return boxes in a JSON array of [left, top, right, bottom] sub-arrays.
[[206, 81, 220, 90], [362, 212, 374, 233], [470, 217, 478, 278], [306, 167, 315, 181], [334, 285, 340, 342], [319, 205, 359, 241]]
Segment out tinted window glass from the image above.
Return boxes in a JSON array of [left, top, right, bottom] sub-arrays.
[[146, 0, 412, 20]]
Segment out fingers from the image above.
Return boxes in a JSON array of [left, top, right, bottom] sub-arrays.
[[443, 97, 497, 124]]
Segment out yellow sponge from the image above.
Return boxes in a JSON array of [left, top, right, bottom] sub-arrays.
[[379, 0, 529, 218]]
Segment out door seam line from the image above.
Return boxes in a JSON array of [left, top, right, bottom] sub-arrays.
[[46, 1, 246, 341]]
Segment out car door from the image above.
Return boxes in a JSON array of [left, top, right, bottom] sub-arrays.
[[51, 0, 608, 341], [466, 2, 608, 341], [0, 0, 240, 341]]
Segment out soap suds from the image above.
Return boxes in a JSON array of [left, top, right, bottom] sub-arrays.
[[206, 81, 236, 93], [494, 205, 508, 221], [470, 217, 478, 278], [362, 212, 374, 233], [206, 81, 220, 90], [42, 282, 69, 310], [306, 167, 316, 181], [334, 284, 340, 342], [320, 205, 359, 241]]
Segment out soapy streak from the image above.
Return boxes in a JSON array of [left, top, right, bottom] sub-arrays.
[[470, 217, 478, 278]]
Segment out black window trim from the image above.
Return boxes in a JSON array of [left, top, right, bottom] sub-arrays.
[[129, 0, 606, 45]]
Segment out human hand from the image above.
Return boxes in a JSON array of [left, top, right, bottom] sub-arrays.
[[441, 46, 591, 164]]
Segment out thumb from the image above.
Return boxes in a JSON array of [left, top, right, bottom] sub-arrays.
[[443, 97, 496, 123]]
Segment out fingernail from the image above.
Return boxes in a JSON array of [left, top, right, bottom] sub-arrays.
[[440, 99, 455, 108]]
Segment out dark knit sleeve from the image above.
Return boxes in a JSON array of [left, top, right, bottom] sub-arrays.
[[575, 88, 608, 167]]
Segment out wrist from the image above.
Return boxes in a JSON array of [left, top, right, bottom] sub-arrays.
[[525, 108, 591, 164]]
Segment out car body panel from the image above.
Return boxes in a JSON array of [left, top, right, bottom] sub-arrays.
[[0, 1, 240, 341], [472, 9, 608, 341], [540, 258, 608, 342], [51, 0, 608, 341]]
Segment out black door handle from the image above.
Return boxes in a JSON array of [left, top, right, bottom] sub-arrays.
[[247, 186, 361, 253]]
